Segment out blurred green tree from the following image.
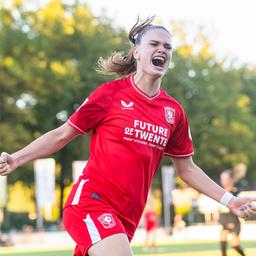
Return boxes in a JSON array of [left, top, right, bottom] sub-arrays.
[[0, 0, 128, 218], [162, 21, 256, 181]]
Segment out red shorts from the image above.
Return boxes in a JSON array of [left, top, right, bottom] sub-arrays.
[[63, 203, 127, 256]]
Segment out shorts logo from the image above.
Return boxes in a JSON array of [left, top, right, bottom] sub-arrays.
[[164, 107, 175, 124], [98, 213, 116, 229]]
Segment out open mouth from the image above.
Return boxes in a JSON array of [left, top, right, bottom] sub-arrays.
[[151, 56, 166, 68]]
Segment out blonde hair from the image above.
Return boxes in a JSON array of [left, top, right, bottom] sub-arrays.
[[233, 163, 247, 182], [97, 16, 170, 76]]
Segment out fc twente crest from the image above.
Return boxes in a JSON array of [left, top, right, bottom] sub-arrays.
[[98, 213, 116, 229], [164, 107, 175, 124]]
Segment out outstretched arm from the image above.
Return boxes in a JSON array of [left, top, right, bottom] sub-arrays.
[[172, 156, 256, 219], [0, 122, 80, 176]]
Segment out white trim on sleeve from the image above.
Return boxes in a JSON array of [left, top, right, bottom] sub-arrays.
[[67, 120, 87, 135], [164, 151, 194, 158]]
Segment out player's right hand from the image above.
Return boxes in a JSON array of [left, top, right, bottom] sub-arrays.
[[0, 152, 17, 176]]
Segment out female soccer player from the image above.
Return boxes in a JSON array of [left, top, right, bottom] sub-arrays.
[[0, 17, 256, 256], [219, 170, 246, 256]]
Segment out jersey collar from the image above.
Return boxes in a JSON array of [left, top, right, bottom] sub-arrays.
[[130, 76, 161, 100]]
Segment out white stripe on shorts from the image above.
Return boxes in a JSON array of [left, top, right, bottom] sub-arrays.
[[84, 214, 101, 244], [71, 179, 89, 205]]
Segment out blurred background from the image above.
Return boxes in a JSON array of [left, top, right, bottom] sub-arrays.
[[0, 0, 256, 255]]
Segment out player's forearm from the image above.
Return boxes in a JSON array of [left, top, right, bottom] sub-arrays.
[[174, 159, 226, 202], [12, 126, 74, 167], [12, 131, 63, 167]]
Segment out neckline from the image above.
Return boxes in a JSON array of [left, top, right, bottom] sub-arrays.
[[129, 76, 161, 100]]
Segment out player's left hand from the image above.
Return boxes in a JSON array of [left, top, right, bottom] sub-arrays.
[[228, 196, 256, 218]]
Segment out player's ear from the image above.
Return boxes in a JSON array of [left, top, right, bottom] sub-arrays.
[[133, 46, 140, 61]]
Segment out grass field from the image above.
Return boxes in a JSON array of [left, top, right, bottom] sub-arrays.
[[0, 240, 255, 256]]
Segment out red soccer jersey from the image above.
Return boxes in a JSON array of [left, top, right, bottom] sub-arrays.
[[66, 76, 194, 239]]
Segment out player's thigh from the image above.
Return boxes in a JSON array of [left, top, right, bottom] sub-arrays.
[[88, 233, 133, 256]]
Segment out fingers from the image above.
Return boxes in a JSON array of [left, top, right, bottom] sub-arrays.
[[0, 152, 8, 164], [0, 152, 8, 169], [239, 203, 256, 218], [0, 152, 11, 176], [0, 166, 11, 176], [0, 152, 7, 160], [0, 164, 12, 176]]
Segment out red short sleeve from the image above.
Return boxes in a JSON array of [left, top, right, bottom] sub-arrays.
[[67, 84, 110, 134], [164, 107, 194, 158]]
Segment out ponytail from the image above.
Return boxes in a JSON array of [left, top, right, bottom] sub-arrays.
[[97, 48, 136, 76], [97, 16, 161, 76]]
